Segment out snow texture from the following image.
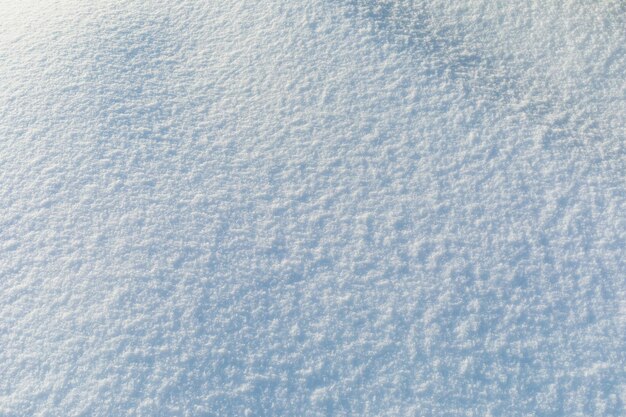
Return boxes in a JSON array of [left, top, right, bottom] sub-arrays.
[[1, 0, 625, 416]]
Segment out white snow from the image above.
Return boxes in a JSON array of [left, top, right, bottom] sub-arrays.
[[0, 0, 624, 416]]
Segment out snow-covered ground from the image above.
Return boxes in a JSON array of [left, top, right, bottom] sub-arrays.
[[1, 1, 624, 415]]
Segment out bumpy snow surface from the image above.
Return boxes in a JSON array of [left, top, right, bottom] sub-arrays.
[[1, 1, 625, 415]]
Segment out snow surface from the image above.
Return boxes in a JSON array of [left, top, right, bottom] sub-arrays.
[[1, 0, 625, 415]]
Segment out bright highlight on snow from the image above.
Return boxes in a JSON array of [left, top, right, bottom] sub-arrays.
[[1, 1, 624, 415]]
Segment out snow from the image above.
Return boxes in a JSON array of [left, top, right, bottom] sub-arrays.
[[0, 0, 624, 415]]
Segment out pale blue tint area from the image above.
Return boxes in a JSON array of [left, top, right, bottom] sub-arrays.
[[0, 1, 624, 416]]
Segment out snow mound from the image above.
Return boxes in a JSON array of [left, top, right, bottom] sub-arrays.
[[1, 1, 624, 415]]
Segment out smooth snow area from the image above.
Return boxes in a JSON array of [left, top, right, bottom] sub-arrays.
[[1, 1, 625, 415]]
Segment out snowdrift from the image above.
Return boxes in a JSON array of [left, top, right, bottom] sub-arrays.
[[1, 1, 624, 415]]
